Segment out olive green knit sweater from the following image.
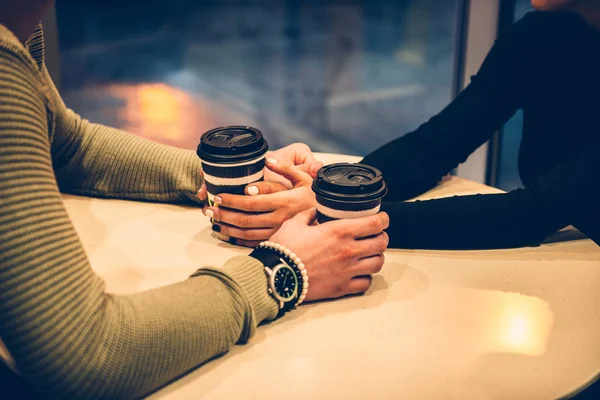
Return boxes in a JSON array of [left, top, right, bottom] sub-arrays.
[[0, 24, 278, 399]]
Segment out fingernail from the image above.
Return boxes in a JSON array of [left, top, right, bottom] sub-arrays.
[[197, 188, 203, 198], [247, 185, 259, 196], [266, 158, 278, 164], [229, 237, 237, 245], [212, 224, 221, 233], [205, 209, 214, 219], [214, 196, 222, 205]]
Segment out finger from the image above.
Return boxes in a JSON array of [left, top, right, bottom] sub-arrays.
[[343, 276, 373, 296], [216, 193, 282, 212], [298, 161, 324, 178], [308, 161, 324, 179], [218, 187, 308, 212], [352, 232, 389, 259], [245, 181, 289, 196], [264, 172, 293, 189], [206, 207, 278, 228], [212, 222, 276, 242], [285, 143, 319, 165], [265, 158, 312, 187], [330, 212, 390, 239], [350, 254, 385, 277], [197, 184, 208, 201], [291, 207, 317, 226]]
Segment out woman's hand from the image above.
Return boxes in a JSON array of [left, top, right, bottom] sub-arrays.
[[197, 142, 322, 203], [264, 143, 323, 188], [198, 158, 317, 247], [197, 142, 323, 247], [270, 208, 390, 301]]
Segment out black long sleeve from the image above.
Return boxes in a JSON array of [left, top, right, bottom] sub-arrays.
[[361, 11, 600, 249], [362, 13, 528, 202], [381, 143, 600, 249]]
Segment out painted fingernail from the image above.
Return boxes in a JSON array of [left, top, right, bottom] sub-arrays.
[[266, 158, 278, 164], [229, 237, 237, 245], [247, 185, 259, 196], [212, 224, 221, 233], [214, 196, 223, 205], [205, 209, 214, 219]]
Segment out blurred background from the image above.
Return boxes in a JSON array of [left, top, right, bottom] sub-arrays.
[[51, 0, 532, 190]]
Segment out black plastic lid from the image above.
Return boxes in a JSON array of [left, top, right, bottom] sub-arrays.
[[312, 163, 387, 202], [196, 126, 269, 164]]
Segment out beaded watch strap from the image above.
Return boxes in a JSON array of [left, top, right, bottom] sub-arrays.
[[251, 241, 309, 309]]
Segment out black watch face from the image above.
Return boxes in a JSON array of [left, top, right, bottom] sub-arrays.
[[272, 264, 298, 302]]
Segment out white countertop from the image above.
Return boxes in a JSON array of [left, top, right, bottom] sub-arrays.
[[49, 154, 600, 399]]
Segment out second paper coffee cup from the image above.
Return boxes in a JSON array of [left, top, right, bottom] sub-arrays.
[[197, 126, 269, 206], [312, 163, 387, 224]]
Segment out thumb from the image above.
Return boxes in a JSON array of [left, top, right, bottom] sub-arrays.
[[292, 207, 317, 226], [307, 161, 324, 179], [266, 157, 312, 187], [297, 161, 324, 179]]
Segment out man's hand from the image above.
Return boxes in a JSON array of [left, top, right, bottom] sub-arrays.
[[271, 209, 390, 301]]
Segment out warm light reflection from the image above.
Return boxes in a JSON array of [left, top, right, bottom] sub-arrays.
[[487, 293, 554, 356], [506, 314, 529, 346], [101, 83, 222, 149]]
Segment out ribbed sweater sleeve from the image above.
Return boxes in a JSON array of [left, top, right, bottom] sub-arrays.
[[0, 25, 278, 400], [51, 108, 204, 204]]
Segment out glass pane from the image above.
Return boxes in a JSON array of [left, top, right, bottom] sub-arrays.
[[56, 0, 461, 155], [496, 0, 534, 190]]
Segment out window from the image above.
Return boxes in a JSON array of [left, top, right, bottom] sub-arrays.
[[495, 0, 533, 190], [56, 0, 462, 155]]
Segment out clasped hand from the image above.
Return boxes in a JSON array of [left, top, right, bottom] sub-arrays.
[[197, 143, 322, 247], [197, 143, 390, 301]]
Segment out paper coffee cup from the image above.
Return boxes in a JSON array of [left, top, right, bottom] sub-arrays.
[[197, 126, 269, 207], [312, 163, 387, 224]]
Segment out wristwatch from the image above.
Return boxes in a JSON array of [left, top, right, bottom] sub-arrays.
[[250, 246, 303, 317]]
